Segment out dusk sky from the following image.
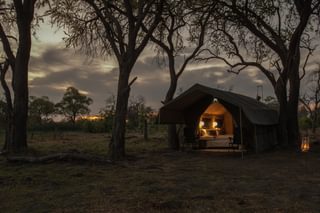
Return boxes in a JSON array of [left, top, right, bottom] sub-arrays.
[[27, 19, 320, 114]]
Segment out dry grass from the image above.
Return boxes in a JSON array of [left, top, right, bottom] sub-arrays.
[[0, 131, 320, 212]]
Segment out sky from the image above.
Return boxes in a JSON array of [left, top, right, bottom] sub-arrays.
[[26, 19, 320, 114]]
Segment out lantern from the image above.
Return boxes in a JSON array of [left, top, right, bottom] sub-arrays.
[[301, 136, 310, 152], [212, 121, 218, 128], [199, 121, 204, 128]]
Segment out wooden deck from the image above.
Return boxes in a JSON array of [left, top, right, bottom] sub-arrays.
[[198, 148, 245, 153], [199, 134, 233, 148]]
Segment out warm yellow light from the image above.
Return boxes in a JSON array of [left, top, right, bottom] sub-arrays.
[[199, 121, 204, 128], [212, 121, 218, 128], [201, 129, 208, 136], [301, 137, 310, 152]]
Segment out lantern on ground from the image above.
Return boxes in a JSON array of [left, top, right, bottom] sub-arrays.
[[301, 136, 310, 152]]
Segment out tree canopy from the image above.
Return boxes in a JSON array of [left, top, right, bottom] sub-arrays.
[[29, 96, 56, 123], [56, 87, 93, 124], [197, 0, 320, 146], [0, 0, 49, 152], [51, 0, 164, 160]]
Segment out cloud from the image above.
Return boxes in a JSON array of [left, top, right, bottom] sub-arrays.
[[21, 15, 320, 116], [29, 45, 118, 113], [28, 42, 277, 114]]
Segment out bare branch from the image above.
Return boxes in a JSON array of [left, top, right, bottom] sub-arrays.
[[128, 76, 138, 87], [0, 23, 15, 70], [177, 5, 212, 78], [0, 59, 13, 111], [300, 47, 314, 80]]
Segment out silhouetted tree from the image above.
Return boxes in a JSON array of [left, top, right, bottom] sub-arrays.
[[127, 95, 153, 139], [99, 94, 116, 133], [0, 0, 49, 153], [0, 99, 5, 122], [51, 0, 164, 160], [56, 87, 93, 125], [300, 64, 320, 133], [148, 0, 213, 150], [0, 59, 12, 152], [199, 0, 320, 147], [29, 96, 56, 124]]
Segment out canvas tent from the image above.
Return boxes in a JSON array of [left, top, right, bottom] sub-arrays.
[[159, 84, 279, 152]]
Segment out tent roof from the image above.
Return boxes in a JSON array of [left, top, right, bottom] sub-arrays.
[[159, 84, 278, 125]]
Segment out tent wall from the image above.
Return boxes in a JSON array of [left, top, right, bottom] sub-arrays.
[[159, 109, 185, 124], [159, 84, 279, 153], [255, 125, 278, 152], [240, 114, 255, 150], [190, 99, 278, 153], [223, 111, 233, 134], [184, 95, 213, 130]]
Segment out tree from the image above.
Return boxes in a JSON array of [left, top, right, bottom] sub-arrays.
[[51, 0, 164, 160], [56, 87, 93, 124], [147, 0, 213, 150], [0, 59, 12, 152], [0, 98, 5, 124], [0, 0, 48, 153], [200, 0, 320, 147], [99, 94, 116, 133], [0, 98, 7, 149], [127, 95, 153, 139], [300, 65, 320, 134], [29, 96, 56, 124]]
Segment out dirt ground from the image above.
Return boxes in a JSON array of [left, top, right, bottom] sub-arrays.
[[0, 132, 319, 212]]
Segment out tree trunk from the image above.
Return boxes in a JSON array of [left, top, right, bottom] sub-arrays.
[[3, 115, 13, 152], [71, 114, 76, 128], [275, 81, 289, 148], [0, 61, 13, 152], [9, 3, 36, 153], [287, 63, 301, 147], [312, 113, 317, 134], [108, 65, 131, 160], [11, 26, 32, 153], [312, 125, 316, 134], [164, 73, 180, 150], [274, 57, 301, 149]]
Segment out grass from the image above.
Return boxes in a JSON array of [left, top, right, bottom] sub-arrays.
[[0, 131, 320, 212]]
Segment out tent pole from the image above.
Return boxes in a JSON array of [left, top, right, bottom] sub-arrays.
[[254, 125, 258, 154], [240, 107, 244, 159]]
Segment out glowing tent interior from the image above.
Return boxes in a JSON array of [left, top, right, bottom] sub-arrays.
[[159, 84, 279, 152]]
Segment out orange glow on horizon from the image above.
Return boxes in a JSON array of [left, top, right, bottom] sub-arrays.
[[80, 115, 103, 121]]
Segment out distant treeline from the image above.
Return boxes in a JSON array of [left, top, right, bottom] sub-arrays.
[[0, 86, 159, 134]]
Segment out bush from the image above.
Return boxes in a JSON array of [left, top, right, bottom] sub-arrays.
[[299, 116, 312, 130], [78, 120, 106, 133]]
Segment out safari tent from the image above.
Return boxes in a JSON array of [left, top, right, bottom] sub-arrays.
[[159, 84, 279, 153]]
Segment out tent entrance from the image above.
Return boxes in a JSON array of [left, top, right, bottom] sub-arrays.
[[198, 101, 235, 148]]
